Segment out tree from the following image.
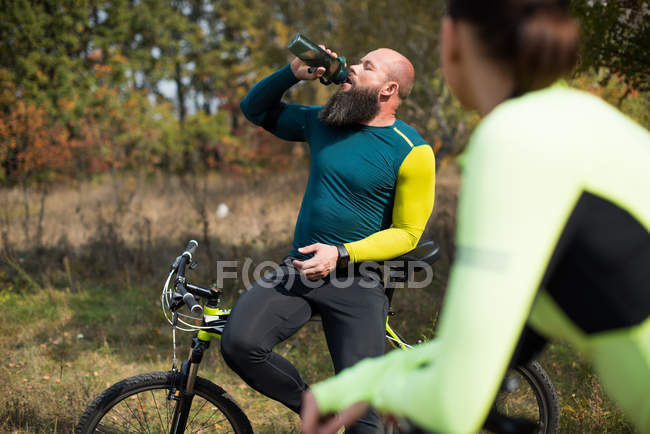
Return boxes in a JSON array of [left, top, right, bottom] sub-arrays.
[[572, 0, 650, 91]]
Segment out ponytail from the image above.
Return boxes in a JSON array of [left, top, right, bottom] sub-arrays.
[[516, 7, 579, 91], [448, 0, 580, 93]]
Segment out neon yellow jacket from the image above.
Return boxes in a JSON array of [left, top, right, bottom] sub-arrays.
[[312, 86, 650, 432]]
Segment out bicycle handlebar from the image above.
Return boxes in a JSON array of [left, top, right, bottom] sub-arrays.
[[171, 240, 203, 315], [171, 239, 199, 270]]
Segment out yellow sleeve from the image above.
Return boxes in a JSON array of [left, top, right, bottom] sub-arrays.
[[344, 145, 435, 263]]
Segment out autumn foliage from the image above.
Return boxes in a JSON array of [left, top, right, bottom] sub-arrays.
[[0, 1, 647, 188], [0, 82, 72, 184]]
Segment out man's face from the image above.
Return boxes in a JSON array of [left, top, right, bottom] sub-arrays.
[[342, 50, 390, 93]]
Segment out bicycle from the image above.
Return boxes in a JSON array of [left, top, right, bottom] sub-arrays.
[[76, 240, 559, 434]]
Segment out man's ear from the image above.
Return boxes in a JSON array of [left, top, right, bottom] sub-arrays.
[[380, 82, 399, 97]]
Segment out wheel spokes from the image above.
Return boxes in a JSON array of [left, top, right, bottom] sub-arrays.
[[96, 386, 236, 433]]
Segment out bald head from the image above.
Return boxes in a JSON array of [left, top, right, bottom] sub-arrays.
[[370, 48, 415, 100]]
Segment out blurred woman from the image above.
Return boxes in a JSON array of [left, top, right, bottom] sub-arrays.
[[301, 0, 650, 432]]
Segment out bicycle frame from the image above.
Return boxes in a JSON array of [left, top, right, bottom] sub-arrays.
[[192, 303, 410, 350], [386, 321, 412, 350]]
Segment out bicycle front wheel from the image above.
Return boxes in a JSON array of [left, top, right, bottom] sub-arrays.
[[76, 371, 253, 434]]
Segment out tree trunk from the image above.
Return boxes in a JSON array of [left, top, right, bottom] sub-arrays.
[[35, 184, 48, 251], [21, 183, 31, 246], [175, 61, 186, 123]]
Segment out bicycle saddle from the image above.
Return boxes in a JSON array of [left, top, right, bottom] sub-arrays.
[[388, 239, 441, 272], [384, 239, 441, 308]]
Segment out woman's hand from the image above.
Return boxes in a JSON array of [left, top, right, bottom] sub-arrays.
[[301, 390, 369, 434]]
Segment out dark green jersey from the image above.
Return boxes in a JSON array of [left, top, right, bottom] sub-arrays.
[[240, 65, 435, 261]]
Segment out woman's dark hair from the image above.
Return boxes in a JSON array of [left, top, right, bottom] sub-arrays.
[[447, 0, 579, 94]]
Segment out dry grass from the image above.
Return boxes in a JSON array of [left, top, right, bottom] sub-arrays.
[[0, 163, 634, 433], [0, 169, 307, 252]]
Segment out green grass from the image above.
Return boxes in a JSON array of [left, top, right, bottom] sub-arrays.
[[0, 276, 636, 433], [538, 344, 634, 432]]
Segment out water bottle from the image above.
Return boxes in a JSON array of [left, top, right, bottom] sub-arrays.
[[287, 33, 348, 85]]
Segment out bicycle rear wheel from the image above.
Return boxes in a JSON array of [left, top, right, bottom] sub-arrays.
[[76, 371, 253, 434], [483, 360, 559, 434], [384, 360, 559, 434]]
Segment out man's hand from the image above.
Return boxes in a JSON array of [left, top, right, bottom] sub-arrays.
[[292, 243, 338, 280], [290, 46, 339, 81], [301, 390, 369, 434]]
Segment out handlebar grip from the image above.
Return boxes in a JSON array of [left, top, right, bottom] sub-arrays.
[[180, 286, 203, 315], [185, 240, 198, 257], [170, 240, 197, 271], [176, 283, 203, 315]]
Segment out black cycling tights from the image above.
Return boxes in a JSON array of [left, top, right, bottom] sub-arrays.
[[221, 258, 388, 434]]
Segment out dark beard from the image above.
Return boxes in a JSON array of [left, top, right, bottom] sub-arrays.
[[318, 86, 380, 128]]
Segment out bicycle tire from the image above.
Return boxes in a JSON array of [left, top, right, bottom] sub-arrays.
[[486, 360, 559, 434], [75, 371, 253, 434], [514, 360, 559, 433]]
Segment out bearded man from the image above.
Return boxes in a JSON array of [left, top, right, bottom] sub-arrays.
[[221, 46, 436, 433]]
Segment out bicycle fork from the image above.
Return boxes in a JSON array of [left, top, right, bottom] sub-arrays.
[[169, 336, 211, 434]]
